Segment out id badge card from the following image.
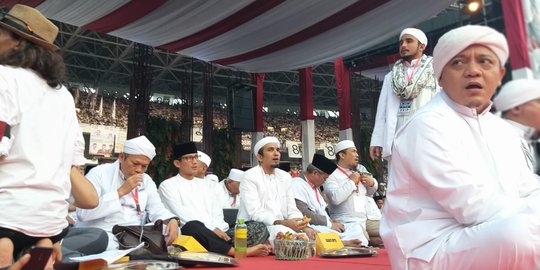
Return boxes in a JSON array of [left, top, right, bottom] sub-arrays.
[[398, 99, 412, 115], [353, 195, 363, 213]]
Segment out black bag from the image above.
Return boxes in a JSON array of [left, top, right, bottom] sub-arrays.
[[112, 220, 167, 256]]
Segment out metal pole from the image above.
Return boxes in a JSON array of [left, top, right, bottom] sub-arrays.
[[481, 0, 488, 25]]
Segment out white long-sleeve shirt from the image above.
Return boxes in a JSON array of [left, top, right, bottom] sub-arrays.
[[216, 180, 240, 209], [158, 174, 229, 231], [370, 64, 439, 159], [0, 66, 82, 237], [76, 161, 174, 232], [323, 165, 377, 223], [237, 166, 302, 226], [381, 92, 540, 268]]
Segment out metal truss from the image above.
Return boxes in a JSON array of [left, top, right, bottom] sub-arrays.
[[56, 21, 381, 114]]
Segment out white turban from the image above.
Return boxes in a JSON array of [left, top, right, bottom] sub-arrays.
[[335, 140, 356, 154], [123, 135, 156, 160], [433, 25, 508, 79], [253, 136, 280, 156], [400, 28, 427, 46], [198, 151, 211, 167], [493, 79, 540, 112], [227, 168, 245, 182]]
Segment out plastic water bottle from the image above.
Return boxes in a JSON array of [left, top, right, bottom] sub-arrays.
[[234, 219, 247, 260]]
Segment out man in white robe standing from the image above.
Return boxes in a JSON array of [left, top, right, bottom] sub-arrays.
[[381, 25, 540, 270], [323, 140, 376, 246], [159, 142, 270, 257], [238, 137, 316, 248], [76, 136, 179, 250], [292, 154, 365, 246], [370, 28, 439, 162], [493, 79, 540, 174]]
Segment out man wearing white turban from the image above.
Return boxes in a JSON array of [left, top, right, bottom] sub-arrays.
[[323, 140, 375, 246], [238, 136, 316, 248], [381, 25, 540, 270], [76, 135, 179, 250], [370, 28, 439, 161], [494, 79, 540, 173]]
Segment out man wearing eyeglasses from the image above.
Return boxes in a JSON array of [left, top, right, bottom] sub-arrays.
[[159, 142, 271, 257], [75, 136, 179, 250]]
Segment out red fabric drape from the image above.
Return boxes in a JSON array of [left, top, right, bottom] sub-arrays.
[[84, 0, 167, 33], [502, 0, 531, 70], [299, 67, 314, 121], [334, 58, 351, 130], [254, 73, 265, 132]]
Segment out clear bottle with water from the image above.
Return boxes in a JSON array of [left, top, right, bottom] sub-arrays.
[[234, 218, 247, 260]]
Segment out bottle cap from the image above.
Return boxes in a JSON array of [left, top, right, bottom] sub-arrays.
[[237, 218, 245, 224]]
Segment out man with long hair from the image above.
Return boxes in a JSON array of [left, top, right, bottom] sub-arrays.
[[0, 4, 82, 268]]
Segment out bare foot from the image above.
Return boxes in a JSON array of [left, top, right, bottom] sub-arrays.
[[247, 244, 271, 257], [343, 239, 362, 247]]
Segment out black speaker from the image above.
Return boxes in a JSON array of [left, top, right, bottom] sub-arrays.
[[229, 84, 255, 132]]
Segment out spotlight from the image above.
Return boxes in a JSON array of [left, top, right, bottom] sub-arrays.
[[467, 0, 480, 12]]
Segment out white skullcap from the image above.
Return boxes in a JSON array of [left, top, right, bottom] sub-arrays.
[[334, 140, 356, 154], [433, 25, 508, 79], [123, 135, 156, 160], [493, 79, 540, 112], [227, 169, 245, 182], [205, 174, 219, 183], [198, 151, 211, 167], [253, 136, 280, 156], [400, 28, 428, 46]]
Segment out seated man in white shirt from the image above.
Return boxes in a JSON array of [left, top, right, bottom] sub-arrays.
[[159, 142, 270, 257], [493, 79, 540, 174], [217, 169, 244, 209], [196, 150, 219, 183], [323, 140, 377, 246], [237, 136, 316, 248], [75, 136, 179, 250], [292, 154, 365, 246]]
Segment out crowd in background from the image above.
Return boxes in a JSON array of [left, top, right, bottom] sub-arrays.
[[72, 90, 341, 144]]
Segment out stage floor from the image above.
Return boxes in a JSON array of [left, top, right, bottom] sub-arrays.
[[195, 248, 391, 270]]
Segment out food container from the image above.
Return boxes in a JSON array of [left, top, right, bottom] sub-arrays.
[[273, 239, 309, 260]]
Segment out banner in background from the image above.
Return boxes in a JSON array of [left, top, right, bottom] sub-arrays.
[[286, 141, 303, 158], [320, 142, 336, 160]]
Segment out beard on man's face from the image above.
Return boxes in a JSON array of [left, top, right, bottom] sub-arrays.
[[270, 163, 280, 168]]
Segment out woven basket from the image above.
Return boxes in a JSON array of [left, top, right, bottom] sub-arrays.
[[273, 239, 309, 260]]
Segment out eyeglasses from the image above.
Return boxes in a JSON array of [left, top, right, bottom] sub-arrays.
[[179, 154, 199, 162]]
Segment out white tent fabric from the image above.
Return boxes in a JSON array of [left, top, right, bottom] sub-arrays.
[[10, 0, 455, 72]]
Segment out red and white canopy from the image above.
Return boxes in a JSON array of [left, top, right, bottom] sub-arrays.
[[2, 0, 454, 72]]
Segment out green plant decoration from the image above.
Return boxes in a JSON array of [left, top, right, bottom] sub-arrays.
[[212, 128, 236, 180], [146, 117, 184, 186]]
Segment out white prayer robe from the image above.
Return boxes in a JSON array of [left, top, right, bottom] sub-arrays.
[[370, 63, 439, 159], [291, 177, 367, 243], [323, 166, 377, 222], [502, 119, 538, 174], [158, 174, 229, 231], [76, 161, 175, 250], [237, 166, 302, 246], [216, 180, 240, 209], [382, 92, 540, 270]]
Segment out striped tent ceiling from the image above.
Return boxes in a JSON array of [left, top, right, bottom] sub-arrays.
[[2, 0, 454, 72]]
